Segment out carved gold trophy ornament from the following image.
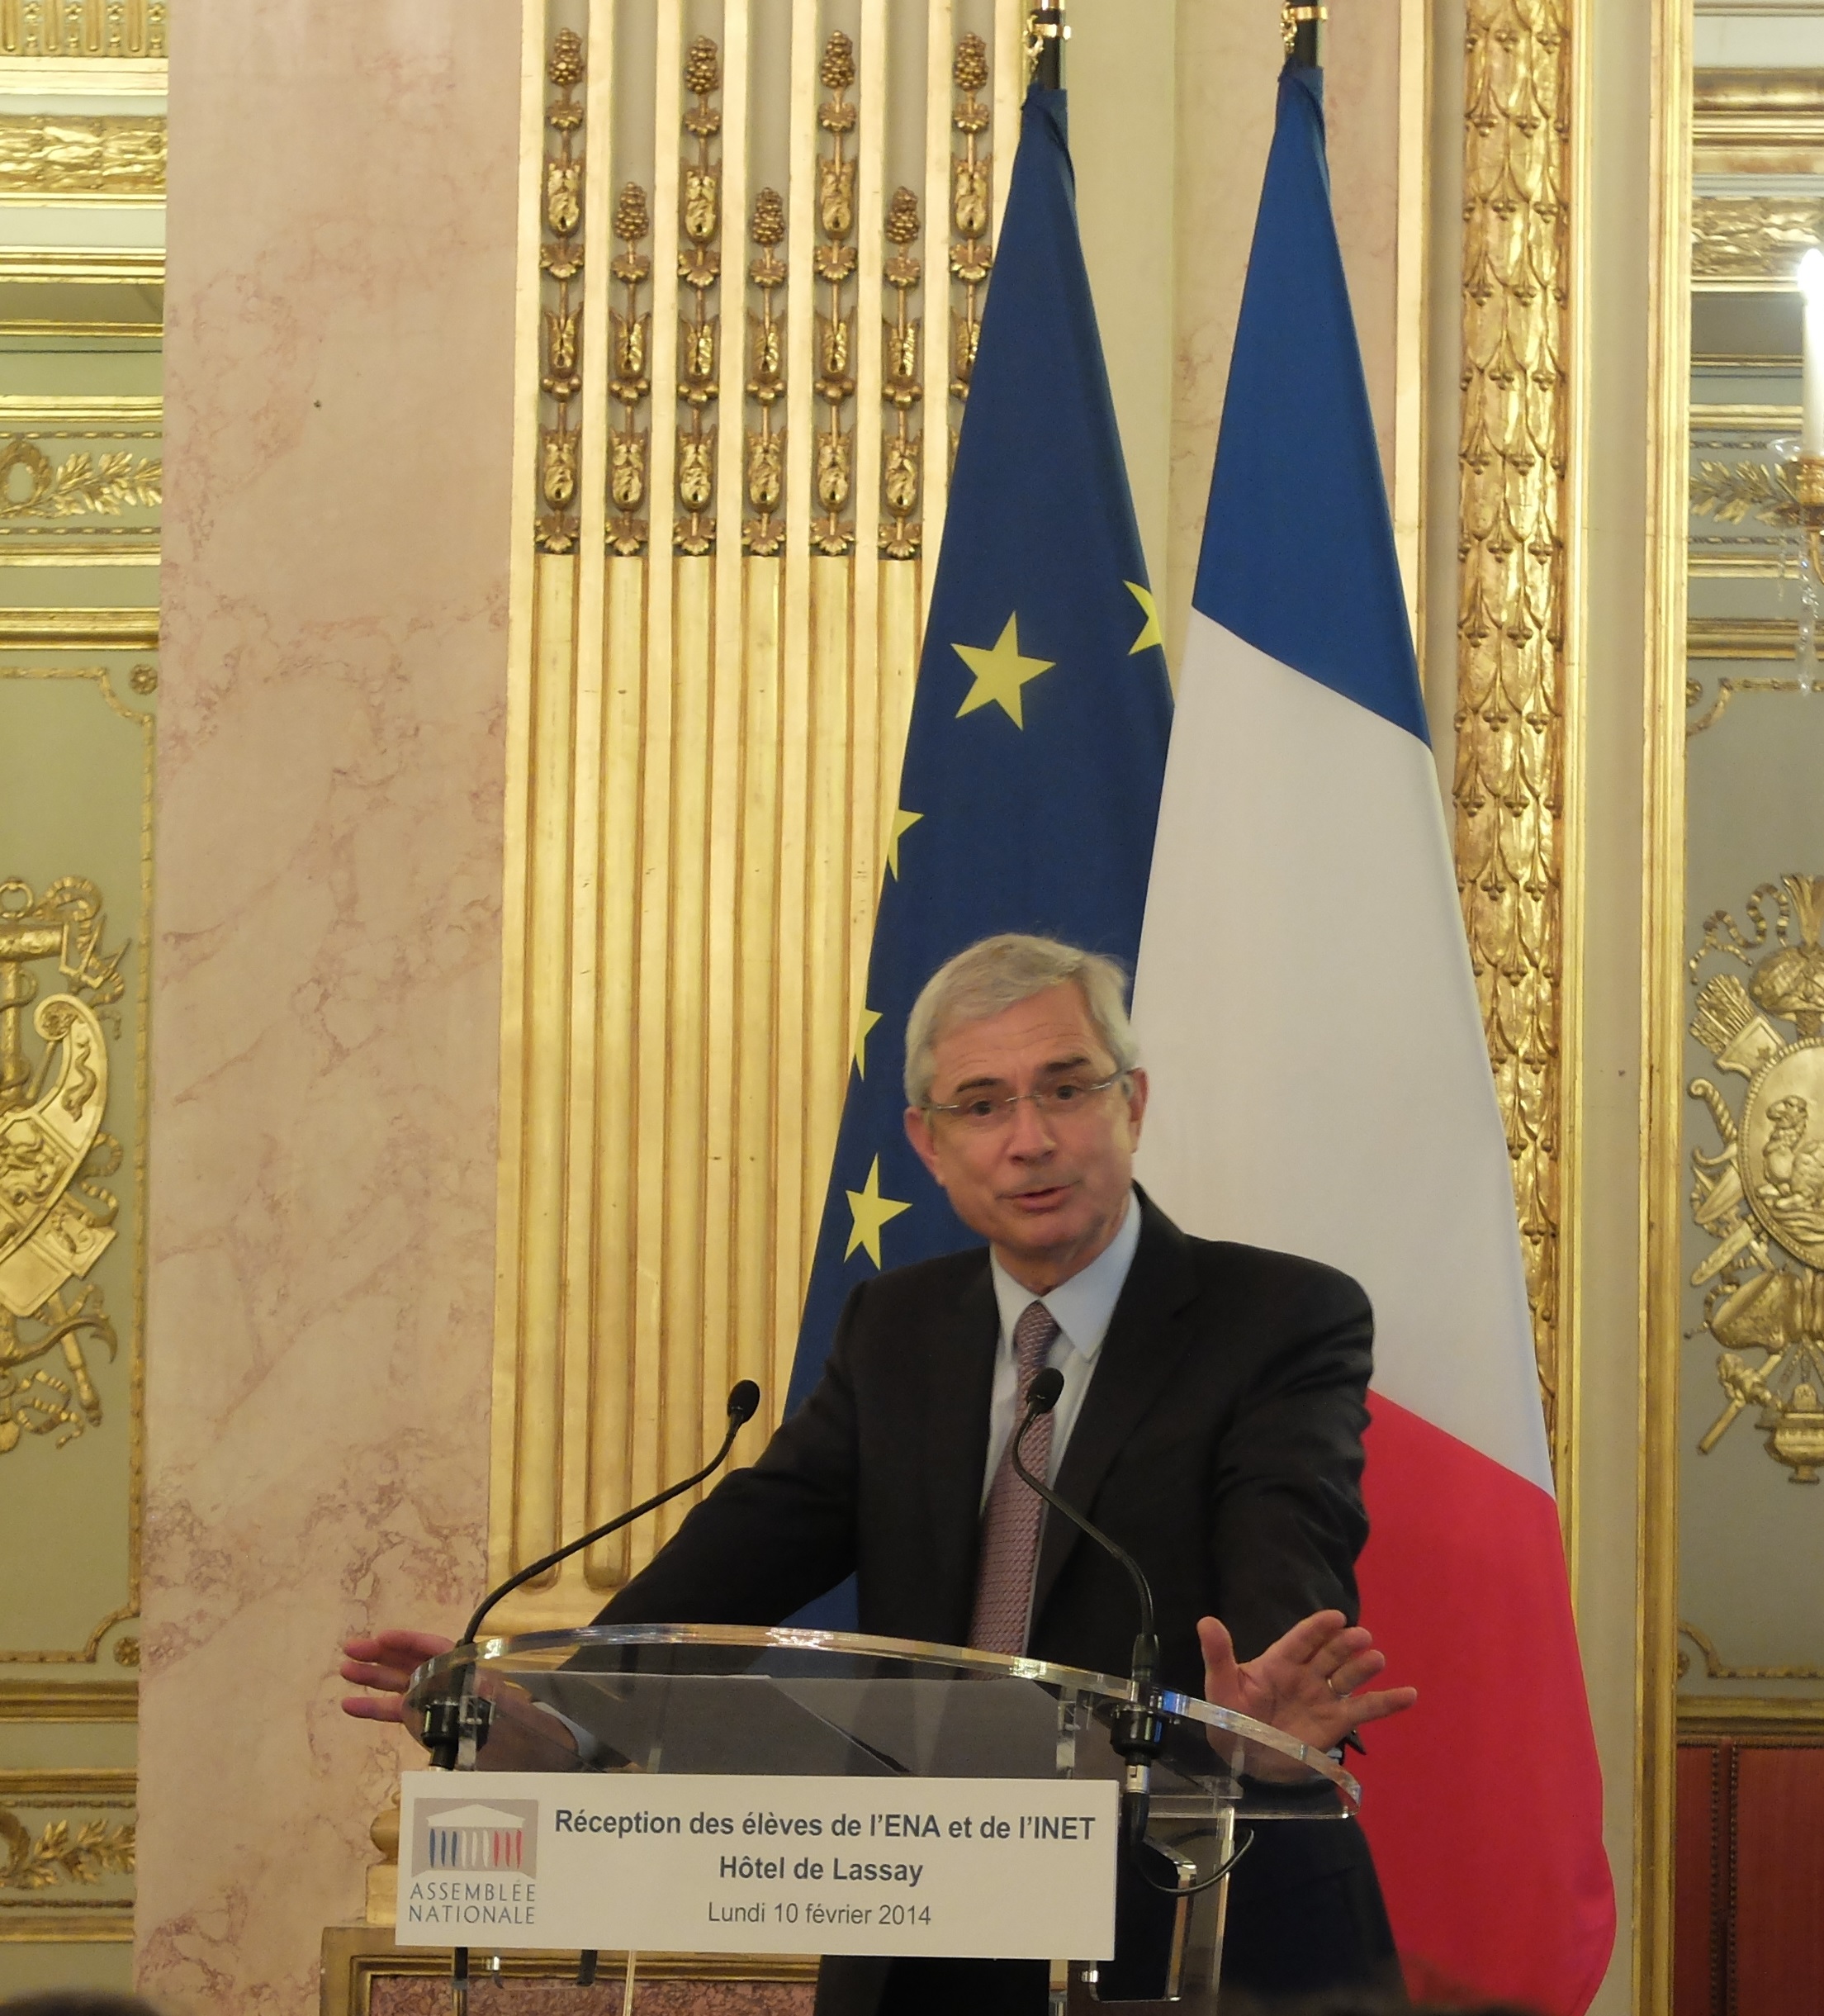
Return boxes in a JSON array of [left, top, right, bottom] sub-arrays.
[[0, 880, 123, 1456], [1687, 875, 1824, 1481]]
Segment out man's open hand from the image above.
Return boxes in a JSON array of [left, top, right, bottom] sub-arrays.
[[340, 1629, 455, 1728], [1198, 1610, 1416, 1753]]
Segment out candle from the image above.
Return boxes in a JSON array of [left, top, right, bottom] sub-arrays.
[[1801, 248, 1824, 458]]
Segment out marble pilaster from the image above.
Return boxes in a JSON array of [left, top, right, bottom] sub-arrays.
[[139, 5, 521, 2009]]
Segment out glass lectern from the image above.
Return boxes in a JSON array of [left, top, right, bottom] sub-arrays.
[[405, 1624, 1361, 2014]]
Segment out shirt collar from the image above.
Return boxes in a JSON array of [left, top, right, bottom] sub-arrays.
[[988, 1191, 1141, 1363]]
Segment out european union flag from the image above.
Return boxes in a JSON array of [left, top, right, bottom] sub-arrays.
[[784, 84, 1173, 1450]]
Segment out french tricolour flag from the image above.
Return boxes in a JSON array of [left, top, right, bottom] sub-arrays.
[[1131, 61, 1615, 2014]]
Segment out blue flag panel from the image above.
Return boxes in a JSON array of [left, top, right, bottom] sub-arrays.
[[1192, 65, 1428, 746], [782, 87, 1173, 1459]]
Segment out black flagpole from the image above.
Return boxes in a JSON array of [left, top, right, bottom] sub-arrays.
[[1030, 4, 1067, 91], [1284, 2, 1326, 67]]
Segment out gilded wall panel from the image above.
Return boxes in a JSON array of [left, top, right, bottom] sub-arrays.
[[1673, 56, 1824, 1720], [0, 662, 148, 1672], [490, 0, 1010, 1620], [0, 399, 159, 567], [0, 55, 163, 1976], [1679, 405, 1824, 1701], [0, 2, 164, 59], [0, 1769, 133, 1933], [0, 115, 163, 202]]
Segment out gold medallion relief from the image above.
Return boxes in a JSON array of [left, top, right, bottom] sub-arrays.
[[0, 880, 122, 1458], [1689, 876, 1824, 1482]]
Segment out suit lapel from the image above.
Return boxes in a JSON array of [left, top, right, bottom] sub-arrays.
[[1030, 1193, 1202, 1626], [921, 1261, 1000, 1636]]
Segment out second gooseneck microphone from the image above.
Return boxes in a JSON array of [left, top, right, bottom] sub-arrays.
[[464, 1379, 760, 1644], [424, 1379, 761, 1768], [1009, 1367, 1168, 1847]]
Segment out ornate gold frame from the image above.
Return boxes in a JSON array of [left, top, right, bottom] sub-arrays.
[[0, 664, 149, 1668], [0, 1767, 135, 1943], [319, 1928, 816, 2016], [0, 1680, 135, 1720], [1639, 0, 1693, 2004]]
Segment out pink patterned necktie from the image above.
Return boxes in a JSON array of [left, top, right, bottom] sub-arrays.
[[968, 1299, 1059, 1654]]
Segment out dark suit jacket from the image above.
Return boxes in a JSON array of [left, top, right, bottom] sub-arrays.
[[604, 1186, 1372, 1696], [599, 1190, 1396, 2004]]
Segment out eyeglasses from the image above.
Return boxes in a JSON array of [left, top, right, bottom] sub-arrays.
[[923, 1073, 1126, 1134]]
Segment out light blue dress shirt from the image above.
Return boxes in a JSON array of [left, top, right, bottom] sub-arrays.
[[979, 1191, 1141, 1506]]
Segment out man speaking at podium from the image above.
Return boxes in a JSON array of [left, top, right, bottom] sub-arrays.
[[343, 935, 1414, 2009]]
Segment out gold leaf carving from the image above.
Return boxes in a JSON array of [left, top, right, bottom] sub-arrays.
[[540, 425, 577, 511], [817, 157, 855, 244], [609, 183, 652, 557], [534, 29, 584, 555], [680, 165, 721, 268], [544, 159, 580, 241], [950, 36, 995, 414], [0, 1, 165, 58], [881, 187, 922, 559], [1454, 0, 1571, 1450], [811, 34, 858, 555], [746, 429, 783, 517], [0, 1809, 134, 1889], [744, 189, 787, 555], [0, 438, 159, 520], [1693, 194, 1824, 285], [541, 306, 580, 403], [609, 431, 646, 515], [678, 313, 717, 405], [675, 37, 722, 554], [1690, 458, 1803, 527], [0, 116, 163, 199]]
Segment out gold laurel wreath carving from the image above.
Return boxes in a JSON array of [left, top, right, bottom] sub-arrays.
[[0, 438, 159, 520], [0, 1809, 134, 1890], [1689, 458, 1803, 527], [1454, 0, 1572, 1454]]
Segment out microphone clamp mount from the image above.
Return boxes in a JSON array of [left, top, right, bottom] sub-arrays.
[[1009, 1369, 1167, 1847]]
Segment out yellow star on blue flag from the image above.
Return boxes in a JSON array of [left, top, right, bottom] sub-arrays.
[[954, 615, 1054, 728], [844, 1156, 911, 1267], [885, 809, 922, 880], [852, 1006, 882, 1077], [1125, 581, 1163, 657]]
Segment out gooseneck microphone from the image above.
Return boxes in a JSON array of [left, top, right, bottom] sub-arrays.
[[1008, 1368, 1168, 1848], [423, 1379, 761, 1768]]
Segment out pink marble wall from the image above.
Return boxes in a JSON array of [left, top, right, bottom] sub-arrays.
[[140, 4, 520, 2010]]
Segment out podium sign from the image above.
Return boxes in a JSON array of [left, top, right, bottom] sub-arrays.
[[396, 1771, 1118, 1961]]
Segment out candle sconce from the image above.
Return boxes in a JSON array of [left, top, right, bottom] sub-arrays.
[[1796, 249, 1824, 693], [1790, 450, 1824, 695]]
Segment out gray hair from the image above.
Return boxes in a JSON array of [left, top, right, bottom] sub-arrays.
[[903, 933, 1139, 1106]]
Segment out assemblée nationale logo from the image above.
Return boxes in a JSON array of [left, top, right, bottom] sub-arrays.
[[403, 1798, 540, 1930]]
